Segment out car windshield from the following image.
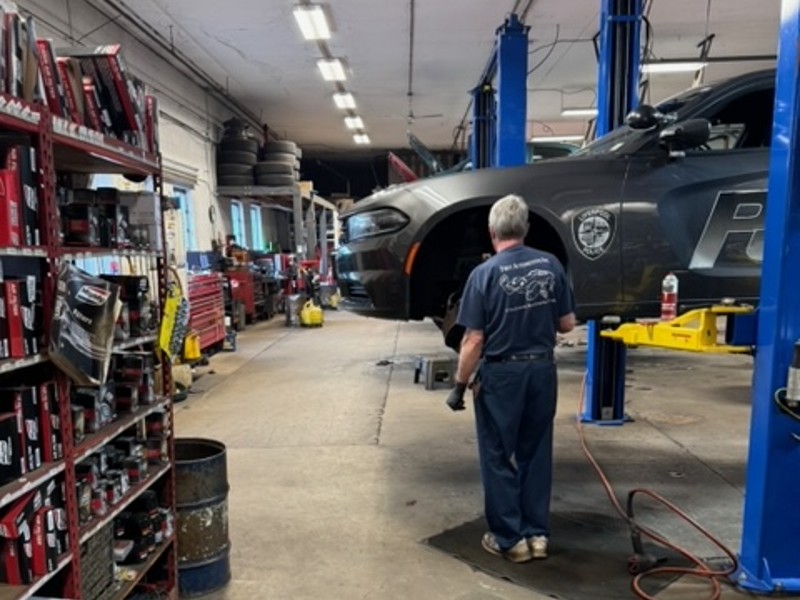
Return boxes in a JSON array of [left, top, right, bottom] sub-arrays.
[[573, 85, 714, 157]]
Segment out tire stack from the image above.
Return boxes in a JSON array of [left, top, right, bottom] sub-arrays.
[[217, 133, 259, 188], [255, 140, 302, 187]]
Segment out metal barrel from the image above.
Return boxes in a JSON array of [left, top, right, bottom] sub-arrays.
[[175, 438, 231, 597]]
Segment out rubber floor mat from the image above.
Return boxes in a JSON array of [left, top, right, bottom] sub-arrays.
[[426, 511, 684, 600]]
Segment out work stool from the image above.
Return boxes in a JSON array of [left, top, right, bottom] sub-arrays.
[[413, 356, 457, 390]]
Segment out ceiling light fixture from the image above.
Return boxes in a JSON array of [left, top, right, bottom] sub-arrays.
[[353, 133, 371, 145], [529, 135, 585, 143], [292, 4, 331, 40], [317, 58, 347, 81], [333, 92, 356, 109], [344, 116, 364, 130], [641, 61, 708, 74], [561, 107, 598, 117]]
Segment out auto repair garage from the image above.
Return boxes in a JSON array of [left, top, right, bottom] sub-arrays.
[[0, 0, 797, 599]]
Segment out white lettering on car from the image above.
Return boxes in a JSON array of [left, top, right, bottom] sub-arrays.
[[689, 190, 766, 270]]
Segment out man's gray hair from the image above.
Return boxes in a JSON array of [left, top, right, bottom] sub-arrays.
[[489, 194, 529, 241]]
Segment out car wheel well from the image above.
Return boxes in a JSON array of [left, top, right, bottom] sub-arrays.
[[408, 206, 569, 321]]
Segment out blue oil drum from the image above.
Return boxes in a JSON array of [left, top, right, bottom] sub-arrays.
[[175, 438, 231, 597]]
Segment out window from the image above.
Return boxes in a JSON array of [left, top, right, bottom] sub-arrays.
[[174, 187, 196, 251], [231, 200, 247, 247], [704, 88, 774, 150], [250, 205, 264, 251]]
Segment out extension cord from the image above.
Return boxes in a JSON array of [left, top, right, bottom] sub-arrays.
[[575, 376, 738, 600]]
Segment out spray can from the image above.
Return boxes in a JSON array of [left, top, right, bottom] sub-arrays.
[[786, 340, 800, 406], [660, 272, 679, 321]]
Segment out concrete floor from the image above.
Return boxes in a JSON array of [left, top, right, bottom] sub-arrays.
[[174, 310, 768, 600]]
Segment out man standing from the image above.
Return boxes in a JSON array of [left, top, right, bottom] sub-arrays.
[[446, 194, 575, 563]]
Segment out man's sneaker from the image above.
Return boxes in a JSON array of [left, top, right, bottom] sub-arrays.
[[481, 532, 533, 563], [528, 535, 548, 559]]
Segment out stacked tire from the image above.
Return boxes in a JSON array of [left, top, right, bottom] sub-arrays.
[[217, 137, 258, 187], [255, 140, 302, 187]]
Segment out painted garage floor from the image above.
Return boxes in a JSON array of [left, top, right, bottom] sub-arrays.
[[173, 310, 770, 600]]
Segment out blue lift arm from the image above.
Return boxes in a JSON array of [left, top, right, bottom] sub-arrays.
[[736, 0, 800, 592]]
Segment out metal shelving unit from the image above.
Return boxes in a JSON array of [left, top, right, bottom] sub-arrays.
[[0, 89, 176, 597]]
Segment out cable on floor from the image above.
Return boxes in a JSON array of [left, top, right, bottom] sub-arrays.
[[575, 375, 739, 600]]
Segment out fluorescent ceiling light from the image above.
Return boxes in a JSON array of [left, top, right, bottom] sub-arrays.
[[293, 5, 330, 40], [641, 61, 707, 74], [344, 116, 364, 130], [561, 107, 597, 117], [530, 135, 584, 143], [333, 92, 356, 109], [353, 133, 371, 145], [317, 58, 347, 81]]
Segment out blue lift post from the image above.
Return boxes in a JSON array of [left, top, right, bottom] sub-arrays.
[[736, 0, 800, 592], [494, 14, 529, 167], [469, 14, 529, 169], [582, 0, 642, 425]]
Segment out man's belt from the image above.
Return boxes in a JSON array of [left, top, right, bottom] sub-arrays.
[[484, 351, 553, 363]]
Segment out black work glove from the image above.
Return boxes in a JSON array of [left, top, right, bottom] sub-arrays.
[[446, 382, 468, 412]]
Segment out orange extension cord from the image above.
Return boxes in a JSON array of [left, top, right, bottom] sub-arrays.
[[575, 376, 739, 600]]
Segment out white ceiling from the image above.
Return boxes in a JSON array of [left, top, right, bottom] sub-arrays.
[[128, 0, 780, 152]]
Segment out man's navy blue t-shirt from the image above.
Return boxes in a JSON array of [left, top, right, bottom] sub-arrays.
[[456, 245, 574, 358]]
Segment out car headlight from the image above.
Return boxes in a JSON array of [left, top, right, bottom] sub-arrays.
[[346, 208, 409, 241]]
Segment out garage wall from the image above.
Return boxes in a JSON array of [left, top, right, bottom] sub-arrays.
[[17, 0, 242, 254]]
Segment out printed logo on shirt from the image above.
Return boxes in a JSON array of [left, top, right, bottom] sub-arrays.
[[572, 208, 615, 260], [499, 267, 556, 312]]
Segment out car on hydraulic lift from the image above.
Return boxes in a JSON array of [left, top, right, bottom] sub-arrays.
[[336, 69, 774, 348]]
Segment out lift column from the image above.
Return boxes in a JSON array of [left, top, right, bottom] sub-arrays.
[[595, 0, 643, 137], [737, 0, 800, 592], [582, 0, 642, 424], [469, 14, 529, 169]]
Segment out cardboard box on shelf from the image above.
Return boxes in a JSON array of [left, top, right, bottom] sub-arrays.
[[0, 412, 24, 484], [57, 45, 145, 147], [4, 12, 23, 98], [38, 381, 62, 463], [36, 39, 66, 117], [145, 94, 159, 155], [2, 280, 25, 359], [56, 57, 84, 124], [49, 263, 121, 386], [0, 170, 21, 247], [5, 147, 40, 248], [19, 276, 40, 357], [31, 508, 57, 576], [0, 387, 40, 473]]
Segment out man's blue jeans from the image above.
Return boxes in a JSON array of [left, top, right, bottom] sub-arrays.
[[474, 359, 557, 551]]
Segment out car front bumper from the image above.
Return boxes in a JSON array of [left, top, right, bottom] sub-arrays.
[[335, 238, 409, 320]]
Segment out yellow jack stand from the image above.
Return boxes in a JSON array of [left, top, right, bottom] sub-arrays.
[[600, 305, 756, 354]]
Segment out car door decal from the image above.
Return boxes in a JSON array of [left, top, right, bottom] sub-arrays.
[[572, 208, 616, 260], [689, 189, 766, 270]]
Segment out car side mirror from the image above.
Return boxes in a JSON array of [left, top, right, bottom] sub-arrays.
[[625, 104, 662, 130], [658, 119, 711, 155]]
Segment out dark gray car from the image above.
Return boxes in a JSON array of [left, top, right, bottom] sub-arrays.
[[337, 70, 774, 346]]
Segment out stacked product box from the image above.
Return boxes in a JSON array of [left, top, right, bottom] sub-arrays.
[[2, 12, 159, 153], [57, 45, 145, 148], [0, 381, 62, 483], [3, 145, 40, 248], [113, 491, 173, 565], [0, 478, 69, 584], [0, 276, 41, 360], [100, 275, 155, 342], [57, 188, 142, 250]]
